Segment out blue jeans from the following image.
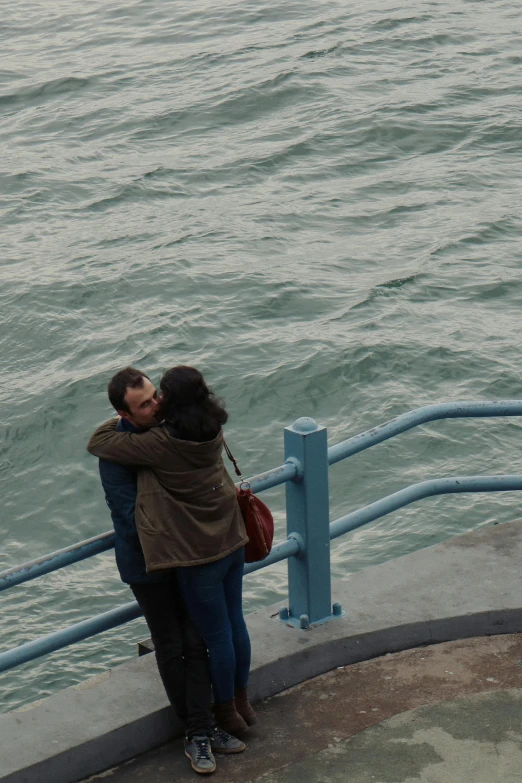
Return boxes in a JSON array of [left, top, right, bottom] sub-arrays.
[[177, 547, 251, 705]]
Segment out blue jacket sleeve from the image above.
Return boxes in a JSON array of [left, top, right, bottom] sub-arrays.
[[98, 460, 138, 539]]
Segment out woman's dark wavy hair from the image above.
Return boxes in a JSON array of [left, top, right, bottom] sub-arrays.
[[158, 366, 228, 442]]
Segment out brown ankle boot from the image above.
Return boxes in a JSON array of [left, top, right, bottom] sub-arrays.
[[214, 700, 248, 736], [234, 687, 257, 726]]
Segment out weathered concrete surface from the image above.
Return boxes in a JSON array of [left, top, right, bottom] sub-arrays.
[[258, 691, 522, 783], [82, 634, 522, 782], [3, 519, 522, 783]]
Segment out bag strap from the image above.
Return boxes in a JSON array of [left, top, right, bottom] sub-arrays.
[[223, 439, 243, 478]]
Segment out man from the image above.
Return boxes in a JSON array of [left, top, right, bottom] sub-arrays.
[[95, 367, 244, 775]]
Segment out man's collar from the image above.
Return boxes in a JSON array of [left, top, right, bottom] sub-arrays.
[[118, 417, 139, 434]]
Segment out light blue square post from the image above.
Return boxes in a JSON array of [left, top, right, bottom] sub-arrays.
[[284, 417, 332, 626]]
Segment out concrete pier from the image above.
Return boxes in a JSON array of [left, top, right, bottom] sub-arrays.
[[82, 634, 522, 783], [3, 519, 522, 782]]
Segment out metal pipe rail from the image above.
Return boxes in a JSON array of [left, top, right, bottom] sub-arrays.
[[0, 463, 297, 594], [0, 537, 305, 673], [328, 400, 522, 464], [3, 400, 522, 674], [0, 602, 142, 674], [329, 474, 522, 540], [0, 532, 115, 593], [2, 471, 521, 674], [4, 400, 519, 593]]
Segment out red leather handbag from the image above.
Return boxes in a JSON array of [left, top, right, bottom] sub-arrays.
[[223, 440, 274, 563]]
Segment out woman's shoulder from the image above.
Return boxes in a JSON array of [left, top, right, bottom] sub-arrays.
[[164, 424, 223, 448], [148, 423, 181, 446]]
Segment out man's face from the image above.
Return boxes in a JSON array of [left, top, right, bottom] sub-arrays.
[[118, 378, 159, 430]]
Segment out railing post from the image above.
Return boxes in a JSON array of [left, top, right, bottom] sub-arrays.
[[284, 417, 332, 626]]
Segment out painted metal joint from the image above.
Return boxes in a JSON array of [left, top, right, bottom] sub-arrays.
[[287, 532, 305, 556], [285, 456, 304, 482]]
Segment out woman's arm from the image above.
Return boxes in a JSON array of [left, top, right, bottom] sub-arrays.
[[87, 419, 167, 466]]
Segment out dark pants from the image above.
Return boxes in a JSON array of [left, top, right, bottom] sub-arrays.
[[177, 547, 251, 705], [131, 574, 214, 739]]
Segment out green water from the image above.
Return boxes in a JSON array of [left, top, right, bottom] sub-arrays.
[[2, 0, 522, 711]]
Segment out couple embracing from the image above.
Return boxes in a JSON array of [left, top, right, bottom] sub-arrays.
[[87, 365, 255, 775]]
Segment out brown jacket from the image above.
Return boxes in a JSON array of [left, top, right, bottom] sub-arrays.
[[87, 419, 247, 570]]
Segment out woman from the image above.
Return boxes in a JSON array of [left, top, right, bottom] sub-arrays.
[[87, 366, 255, 736]]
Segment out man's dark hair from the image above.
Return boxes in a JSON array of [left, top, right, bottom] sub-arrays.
[[108, 367, 150, 413]]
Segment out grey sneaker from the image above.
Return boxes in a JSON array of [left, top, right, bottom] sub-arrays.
[[184, 735, 216, 775], [211, 725, 246, 754]]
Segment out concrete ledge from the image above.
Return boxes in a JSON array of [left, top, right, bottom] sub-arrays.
[[2, 519, 522, 783]]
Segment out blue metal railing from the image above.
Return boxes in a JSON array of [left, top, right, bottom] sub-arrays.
[[327, 400, 522, 463], [0, 531, 116, 592], [2, 400, 522, 672], [329, 474, 522, 540]]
